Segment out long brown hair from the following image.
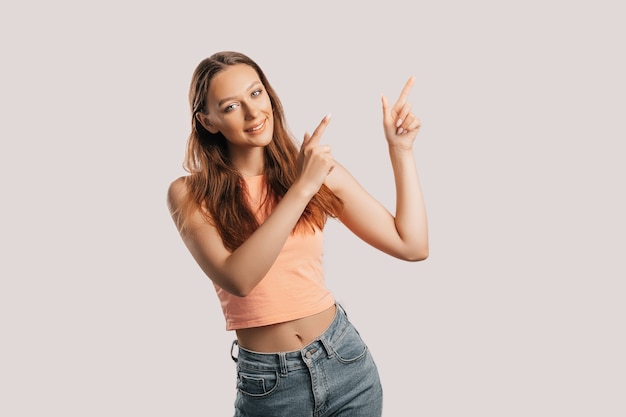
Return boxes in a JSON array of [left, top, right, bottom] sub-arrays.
[[176, 51, 343, 251]]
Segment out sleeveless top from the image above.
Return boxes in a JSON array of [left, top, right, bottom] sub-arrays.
[[213, 175, 335, 330]]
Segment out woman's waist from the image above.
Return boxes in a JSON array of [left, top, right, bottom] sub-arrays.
[[235, 304, 338, 353]]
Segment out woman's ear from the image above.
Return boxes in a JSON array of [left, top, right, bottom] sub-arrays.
[[195, 112, 219, 134]]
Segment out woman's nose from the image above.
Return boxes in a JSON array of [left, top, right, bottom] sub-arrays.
[[243, 102, 260, 119]]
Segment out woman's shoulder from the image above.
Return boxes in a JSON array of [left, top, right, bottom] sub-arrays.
[[167, 175, 191, 212]]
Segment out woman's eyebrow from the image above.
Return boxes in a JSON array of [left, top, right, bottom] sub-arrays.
[[217, 81, 262, 107]]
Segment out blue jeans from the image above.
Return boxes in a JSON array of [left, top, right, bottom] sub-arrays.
[[231, 304, 383, 417]]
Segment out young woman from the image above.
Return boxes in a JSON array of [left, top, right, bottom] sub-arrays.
[[167, 51, 428, 416]]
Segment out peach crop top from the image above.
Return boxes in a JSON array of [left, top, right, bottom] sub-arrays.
[[213, 175, 335, 330]]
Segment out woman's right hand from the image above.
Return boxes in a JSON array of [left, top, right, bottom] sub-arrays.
[[295, 114, 336, 197]]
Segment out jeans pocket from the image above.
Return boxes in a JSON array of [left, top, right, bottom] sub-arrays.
[[332, 324, 368, 363], [237, 368, 280, 398]]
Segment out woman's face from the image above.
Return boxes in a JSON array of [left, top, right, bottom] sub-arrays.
[[199, 64, 274, 151]]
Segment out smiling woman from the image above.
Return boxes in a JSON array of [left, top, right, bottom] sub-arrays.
[[167, 51, 429, 416], [196, 65, 275, 155]]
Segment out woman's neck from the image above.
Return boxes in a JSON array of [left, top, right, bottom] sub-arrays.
[[229, 147, 265, 178]]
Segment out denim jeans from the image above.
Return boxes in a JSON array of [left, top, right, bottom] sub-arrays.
[[230, 304, 383, 417]]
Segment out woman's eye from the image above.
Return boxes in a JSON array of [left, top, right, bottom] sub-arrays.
[[224, 103, 238, 112], [251, 89, 262, 97]]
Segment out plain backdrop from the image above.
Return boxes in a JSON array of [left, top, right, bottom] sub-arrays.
[[1, 1, 624, 416]]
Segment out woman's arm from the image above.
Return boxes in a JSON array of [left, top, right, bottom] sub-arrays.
[[326, 77, 428, 261], [167, 116, 335, 297]]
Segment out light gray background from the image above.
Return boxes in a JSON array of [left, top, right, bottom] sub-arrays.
[[1, 1, 624, 416]]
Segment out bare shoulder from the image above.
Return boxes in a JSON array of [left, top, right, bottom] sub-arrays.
[[167, 175, 190, 213]]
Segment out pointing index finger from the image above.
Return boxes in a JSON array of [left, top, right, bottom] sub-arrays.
[[395, 76, 415, 107], [308, 114, 332, 146]]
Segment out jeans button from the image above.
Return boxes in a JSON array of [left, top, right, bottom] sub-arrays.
[[305, 348, 318, 359]]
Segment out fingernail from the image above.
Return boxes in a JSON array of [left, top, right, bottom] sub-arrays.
[[325, 113, 332, 120], [396, 119, 403, 127], [397, 128, 404, 134]]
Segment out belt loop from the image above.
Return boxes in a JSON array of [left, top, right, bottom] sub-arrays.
[[337, 302, 347, 318], [278, 352, 287, 377], [230, 340, 239, 363], [319, 337, 333, 358]]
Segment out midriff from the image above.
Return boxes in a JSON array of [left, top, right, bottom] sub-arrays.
[[235, 304, 337, 352]]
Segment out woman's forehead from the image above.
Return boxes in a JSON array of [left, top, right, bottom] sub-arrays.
[[208, 64, 261, 101]]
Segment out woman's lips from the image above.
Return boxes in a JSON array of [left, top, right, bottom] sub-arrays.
[[245, 120, 266, 134]]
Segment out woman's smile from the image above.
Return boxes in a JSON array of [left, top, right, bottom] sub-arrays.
[[245, 119, 266, 134]]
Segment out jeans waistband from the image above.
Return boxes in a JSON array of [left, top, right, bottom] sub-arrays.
[[231, 303, 349, 373]]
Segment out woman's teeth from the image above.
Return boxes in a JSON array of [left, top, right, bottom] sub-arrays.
[[247, 122, 264, 132]]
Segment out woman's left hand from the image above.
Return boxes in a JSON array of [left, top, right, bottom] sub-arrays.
[[381, 76, 421, 150]]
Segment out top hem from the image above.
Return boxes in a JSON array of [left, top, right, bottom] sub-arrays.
[[225, 298, 336, 331]]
